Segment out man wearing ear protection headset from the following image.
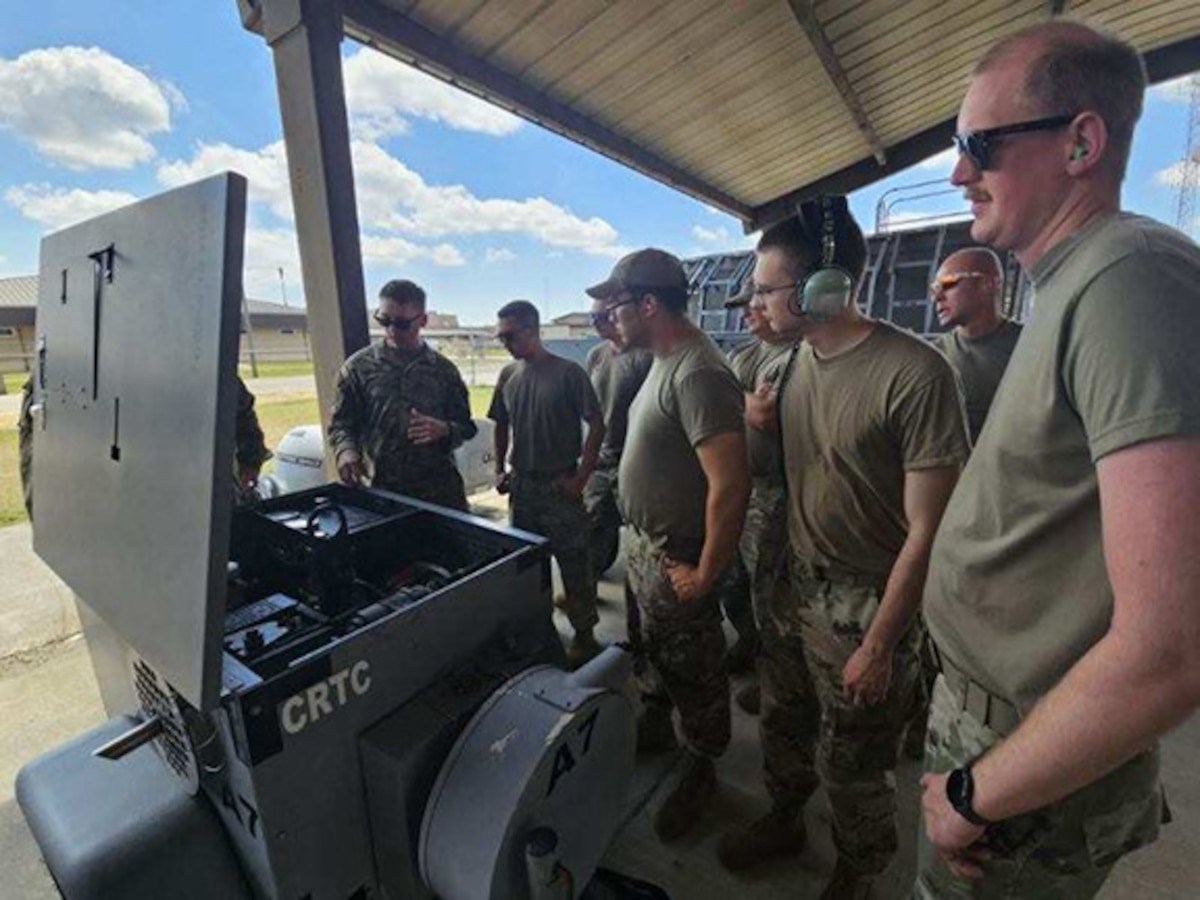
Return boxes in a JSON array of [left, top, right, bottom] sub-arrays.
[[917, 21, 1200, 900], [716, 197, 970, 899], [328, 278, 477, 511]]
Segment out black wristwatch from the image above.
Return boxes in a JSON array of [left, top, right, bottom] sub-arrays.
[[946, 765, 991, 827]]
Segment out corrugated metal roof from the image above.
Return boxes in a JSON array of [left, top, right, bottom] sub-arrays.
[[0, 275, 37, 309], [341, 0, 1200, 230]]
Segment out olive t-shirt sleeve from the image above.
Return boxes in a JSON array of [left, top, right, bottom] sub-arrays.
[[572, 364, 602, 421], [675, 368, 744, 448], [1065, 252, 1200, 462], [892, 365, 971, 470], [488, 367, 511, 424]]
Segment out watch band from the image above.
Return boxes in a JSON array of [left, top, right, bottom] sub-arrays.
[[946, 765, 991, 827]]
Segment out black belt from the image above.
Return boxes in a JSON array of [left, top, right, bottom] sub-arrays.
[[928, 641, 1022, 737]]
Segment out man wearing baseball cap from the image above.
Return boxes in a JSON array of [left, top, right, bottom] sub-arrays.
[[588, 249, 749, 842]]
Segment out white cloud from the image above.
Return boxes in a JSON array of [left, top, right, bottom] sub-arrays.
[[485, 247, 516, 263], [1149, 75, 1197, 104], [352, 140, 628, 257], [158, 140, 293, 221], [343, 49, 521, 139], [361, 234, 465, 267], [1154, 159, 1199, 188], [242, 227, 303, 300], [158, 138, 628, 258], [0, 46, 176, 169], [5, 183, 139, 230], [917, 147, 958, 170], [692, 224, 730, 244]]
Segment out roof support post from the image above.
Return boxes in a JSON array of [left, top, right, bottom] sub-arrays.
[[786, 0, 887, 167], [246, 0, 369, 441]]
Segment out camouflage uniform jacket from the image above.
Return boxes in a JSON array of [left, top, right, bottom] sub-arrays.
[[328, 341, 476, 491], [18, 377, 33, 516], [234, 377, 272, 504], [235, 377, 272, 476]]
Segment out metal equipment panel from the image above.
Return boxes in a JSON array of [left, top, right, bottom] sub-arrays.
[[32, 173, 247, 713]]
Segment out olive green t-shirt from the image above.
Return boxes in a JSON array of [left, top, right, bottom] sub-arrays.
[[932, 319, 1023, 443], [488, 354, 601, 475], [925, 214, 1200, 712], [586, 341, 653, 468], [618, 334, 744, 561], [727, 339, 793, 481], [780, 321, 970, 579]]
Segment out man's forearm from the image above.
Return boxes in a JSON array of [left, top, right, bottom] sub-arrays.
[[971, 630, 1200, 823], [493, 424, 509, 474], [865, 525, 936, 654], [577, 418, 606, 482], [697, 480, 748, 585]]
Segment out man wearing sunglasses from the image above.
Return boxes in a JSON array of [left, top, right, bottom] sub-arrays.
[[582, 294, 653, 578], [588, 248, 749, 843], [928, 248, 1022, 445], [918, 22, 1200, 900], [900, 250, 1021, 758], [328, 279, 476, 511], [719, 207, 968, 900], [489, 299, 607, 668]]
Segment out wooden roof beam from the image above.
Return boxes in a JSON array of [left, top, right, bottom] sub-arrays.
[[787, 0, 888, 167]]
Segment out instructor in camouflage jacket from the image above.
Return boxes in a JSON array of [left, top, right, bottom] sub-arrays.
[[329, 279, 476, 511]]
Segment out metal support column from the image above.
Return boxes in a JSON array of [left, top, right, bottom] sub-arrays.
[[244, 0, 369, 439]]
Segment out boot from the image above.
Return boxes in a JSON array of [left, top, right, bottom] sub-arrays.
[[716, 807, 806, 871], [723, 638, 757, 675], [653, 753, 717, 841], [636, 704, 678, 755], [818, 860, 874, 900], [735, 681, 761, 716], [565, 630, 603, 668]]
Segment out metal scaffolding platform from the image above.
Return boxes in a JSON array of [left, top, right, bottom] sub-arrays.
[[684, 220, 1033, 342]]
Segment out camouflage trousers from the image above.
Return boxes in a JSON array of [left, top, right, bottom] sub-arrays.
[[582, 464, 622, 575], [624, 527, 730, 758], [375, 465, 468, 512], [759, 555, 920, 875], [740, 479, 788, 636], [912, 673, 1164, 899], [511, 473, 598, 633], [718, 479, 788, 651]]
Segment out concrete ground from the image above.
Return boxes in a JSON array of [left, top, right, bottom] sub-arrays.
[[1, 521, 1198, 898]]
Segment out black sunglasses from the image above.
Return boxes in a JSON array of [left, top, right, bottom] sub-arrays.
[[603, 295, 642, 319], [952, 114, 1076, 171], [374, 311, 422, 332]]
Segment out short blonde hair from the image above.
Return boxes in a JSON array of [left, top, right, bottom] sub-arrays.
[[976, 21, 1146, 178]]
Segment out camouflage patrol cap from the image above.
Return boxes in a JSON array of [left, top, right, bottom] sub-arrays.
[[585, 248, 689, 300]]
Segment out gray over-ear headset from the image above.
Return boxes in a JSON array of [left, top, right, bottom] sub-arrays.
[[791, 195, 855, 321]]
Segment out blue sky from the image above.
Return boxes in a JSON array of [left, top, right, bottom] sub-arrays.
[[0, 1, 1195, 325]]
